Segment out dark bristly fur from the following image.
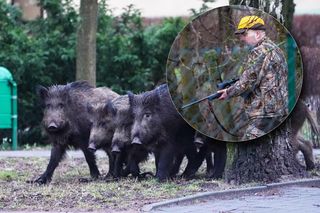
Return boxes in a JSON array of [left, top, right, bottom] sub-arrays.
[[32, 81, 118, 184], [290, 100, 318, 170], [193, 132, 227, 179], [111, 95, 149, 178], [88, 95, 149, 179], [129, 84, 198, 181]]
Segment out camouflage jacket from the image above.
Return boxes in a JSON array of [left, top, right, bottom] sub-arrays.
[[227, 37, 288, 119]]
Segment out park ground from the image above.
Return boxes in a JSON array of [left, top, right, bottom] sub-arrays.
[[0, 149, 320, 212]]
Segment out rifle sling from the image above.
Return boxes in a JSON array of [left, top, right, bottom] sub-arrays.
[[207, 101, 242, 139]]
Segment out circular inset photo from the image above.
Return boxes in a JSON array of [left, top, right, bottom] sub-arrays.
[[166, 5, 303, 142]]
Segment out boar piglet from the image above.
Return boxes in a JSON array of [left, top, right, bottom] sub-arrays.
[[32, 81, 118, 184], [129, 84, 198, 181]]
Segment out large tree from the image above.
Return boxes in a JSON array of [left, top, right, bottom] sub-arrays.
[[76, 0, 98, 86], [225, 0, 304, 184]]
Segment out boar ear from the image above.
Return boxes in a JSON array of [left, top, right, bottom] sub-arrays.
[[87, 103, 94, 114], [153, 90, 160, 104], [153, 84, 167, 104], [69, 80, 93, 90], [36, 85, 48, 100], [104, 101, 116, 116], [61, 87, 71, 103], [127, 91, 135, 107]]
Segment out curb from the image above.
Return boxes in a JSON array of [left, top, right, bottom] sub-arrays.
[[141, 178, 320, 212]]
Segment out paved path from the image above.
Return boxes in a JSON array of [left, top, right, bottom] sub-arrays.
[[1, 149, 319, 158], [0, 150, 107, 158], [151, 185, 320, 213]]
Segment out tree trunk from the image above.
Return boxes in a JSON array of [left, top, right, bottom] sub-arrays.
[[225, 0, 305, 184], [76, 0, 98, 86], [225, 123, 305, 184]]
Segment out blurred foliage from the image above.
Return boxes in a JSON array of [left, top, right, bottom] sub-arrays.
[[96, 2, 186, 93], [0, 0, 186, 146], [0, 0, 311, 147], [0, 0, 78, 146], [292, 15, 320, 48]]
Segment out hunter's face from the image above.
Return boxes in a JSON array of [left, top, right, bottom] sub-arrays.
[[238, 30, 259, 46]]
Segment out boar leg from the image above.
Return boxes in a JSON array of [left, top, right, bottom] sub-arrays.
[[34, 144, 66, 184], [104, 148, 115, 177], [205, 153, 215, 178], [113, 152, 126, 178], [298, 138, 315, 170], [82, 148, 100, 179], [154, 151, 160, 177], [156, 144, 175, 181], [170, 153, 184, 177], [128, 161, 140, 177], [121, 157, 139, 178], [181, 144, 198, 178], [210, 142, 227, 179], [182, 145, 207, 178], [125, 145, 148, 178]]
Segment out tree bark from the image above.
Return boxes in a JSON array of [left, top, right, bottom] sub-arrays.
[[225, 0, 305, 184], [225, 123, 304, 184], [76, 0, 98, 86]]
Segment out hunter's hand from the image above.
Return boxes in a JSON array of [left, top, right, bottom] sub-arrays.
[[218, 89, 228, 100]]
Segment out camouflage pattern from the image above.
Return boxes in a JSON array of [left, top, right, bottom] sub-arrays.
[[244, 117, 281, 140], [226, 36, 288, 139]]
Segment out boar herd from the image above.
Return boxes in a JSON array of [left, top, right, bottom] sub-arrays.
[[32, 81, 227, 184], [31, 81, 317, 184]]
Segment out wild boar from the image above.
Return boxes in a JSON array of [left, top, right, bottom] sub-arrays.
[[129, 84, 198, 181], [32, 81, 118, 184]]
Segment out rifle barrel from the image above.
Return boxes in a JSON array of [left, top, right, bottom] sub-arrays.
[[180, 77, 238, 110], [181, 92, 223, 110]]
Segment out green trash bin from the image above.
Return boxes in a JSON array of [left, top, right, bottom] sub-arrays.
[[0, 67, 18, 150]]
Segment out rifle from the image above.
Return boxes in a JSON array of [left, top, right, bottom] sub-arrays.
[[181, 78, 239, 110]]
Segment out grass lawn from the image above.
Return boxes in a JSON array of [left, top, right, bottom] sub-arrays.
[[0, 151, 319, 212]]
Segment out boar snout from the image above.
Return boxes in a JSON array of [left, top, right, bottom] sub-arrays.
[[88, 143, 97, 152], [111, 144, 121, 153], [132, 136, 142, 145], [47, 122, 59, 132]]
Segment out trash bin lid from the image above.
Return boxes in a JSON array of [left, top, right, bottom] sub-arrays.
[[0, 67, 13, 81]]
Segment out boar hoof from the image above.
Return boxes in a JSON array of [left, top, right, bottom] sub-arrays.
[[90, 171, 100, 179], [78, 177, 92, 183], [306, 162, 315, 171], [33, 176, 50, 185], [102, 175, 114, 182], [138, 172, 154, 180]]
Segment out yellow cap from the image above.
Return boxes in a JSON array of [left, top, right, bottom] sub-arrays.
[[235, 16, 265, 34]]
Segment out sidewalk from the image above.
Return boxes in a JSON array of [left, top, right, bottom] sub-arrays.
[[0, 150, 107, 158], [1, 149, 319, 158], [144, 179, 320, 212]]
